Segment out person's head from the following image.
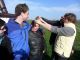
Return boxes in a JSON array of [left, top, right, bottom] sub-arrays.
[[15, 4, 29, 21], [62, 13, 77, 24], [31, 20, 40, 32], [0, 19, 6, 36]]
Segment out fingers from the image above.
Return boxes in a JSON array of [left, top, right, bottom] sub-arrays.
[[35, 16, 46, 25], [35, 19, 41, 25], [37, 16, 45, 23], [36, 16, 42, 21], [35, 16, 39, 20]]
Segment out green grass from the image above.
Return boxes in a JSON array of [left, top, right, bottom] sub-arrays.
[[28, 20, 80, 60], [74, 22, 80, 50], [69, 22, 80, 60], [44, 30, 51, 56], [43, 22, 80, 60]]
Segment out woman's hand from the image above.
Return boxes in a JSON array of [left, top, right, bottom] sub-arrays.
[[35, 16, 52, 31], [35, 16, 45, 24]]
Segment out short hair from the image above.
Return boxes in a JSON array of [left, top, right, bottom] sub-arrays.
[[0, 19, 5, 27], [15, 4, 29, 17], [64, 13, 77, 24], [31, 20, 40, 27]]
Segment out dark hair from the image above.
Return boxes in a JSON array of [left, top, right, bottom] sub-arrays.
[[0, 19, 5, 27], [31, 20, 40, 27], [15, 4, 29, 17], [64, 13, 77, 24]]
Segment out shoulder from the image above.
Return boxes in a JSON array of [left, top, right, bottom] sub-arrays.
[[6, 19, 21, 33], [2, 35, 11, 43], [6, 18, 17, 27], [23, 21, 31, 30]]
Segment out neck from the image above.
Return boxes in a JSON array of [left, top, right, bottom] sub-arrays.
[[31, 28, 36, 33], [15, 16, 24, 26]]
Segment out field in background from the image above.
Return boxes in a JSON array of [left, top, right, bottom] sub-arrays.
[[28, 20, 80, 60]]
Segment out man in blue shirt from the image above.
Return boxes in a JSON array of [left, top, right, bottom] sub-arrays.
[[6, 4, 31, 60]]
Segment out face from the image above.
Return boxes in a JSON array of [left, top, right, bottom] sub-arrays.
[[60, 17, 64, 23], [21, 11, 29, 21], [61, 17, 68, 23], [0, 25, 6, 36], [32, 24, 40, 32]]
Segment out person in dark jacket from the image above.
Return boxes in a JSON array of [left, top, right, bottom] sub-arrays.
[[0, 19, 13, 60], [29, 20, 45, 60]]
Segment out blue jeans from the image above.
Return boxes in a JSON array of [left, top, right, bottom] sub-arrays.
[[13, 50, 28, 60]]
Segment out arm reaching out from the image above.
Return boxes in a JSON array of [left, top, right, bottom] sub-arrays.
[[35, 16, 52, 31], [35, 16, 75, 36]]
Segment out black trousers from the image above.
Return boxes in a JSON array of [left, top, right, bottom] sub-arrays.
[[29, 53, 43, 60], [53, 52, 68, 60]]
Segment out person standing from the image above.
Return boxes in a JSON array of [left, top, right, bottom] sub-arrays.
[[35, 13, 77, 60], [41, 17, 64, 60], [6, 4, 31, 60], [29, 20, 45, 60], [0, 19, 13, 60]]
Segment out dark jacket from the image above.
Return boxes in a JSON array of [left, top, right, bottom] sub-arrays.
[[29, 29, 45, 60], [0, 35, 13, 60], [43, 20, 62, 45]]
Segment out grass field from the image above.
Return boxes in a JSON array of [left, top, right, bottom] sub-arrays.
[[28, 20, 80, 60], [43, 21, 80, 60]]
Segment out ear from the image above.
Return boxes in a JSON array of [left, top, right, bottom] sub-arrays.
[[65, 19, 69, 23], [20, 12, 24, 18], [21, 12, 24, 15]]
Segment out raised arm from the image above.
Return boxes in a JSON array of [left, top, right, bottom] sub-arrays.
[[35, 16, 75, 36]]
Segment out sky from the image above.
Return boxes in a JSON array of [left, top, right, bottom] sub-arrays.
[[4, 0, 80, 20]]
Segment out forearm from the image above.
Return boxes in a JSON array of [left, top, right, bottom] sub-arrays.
[[36, 17, 75, 36], [51, 26, 75, 36], [35, 17, 57, 31], [44, 20, 60, 26], [44, 20, 54, 25], [39, 21, 52, 31], [41, 22, 75, 36]]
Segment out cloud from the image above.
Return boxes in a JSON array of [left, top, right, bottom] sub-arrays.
[[26, 1, 80, 19], [4, 0, 26, 13], [4, 0, 80, 19], [27, 1, 80, 13]]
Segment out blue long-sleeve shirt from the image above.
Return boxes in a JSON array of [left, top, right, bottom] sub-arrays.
[[6, 18, 31, 56]]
